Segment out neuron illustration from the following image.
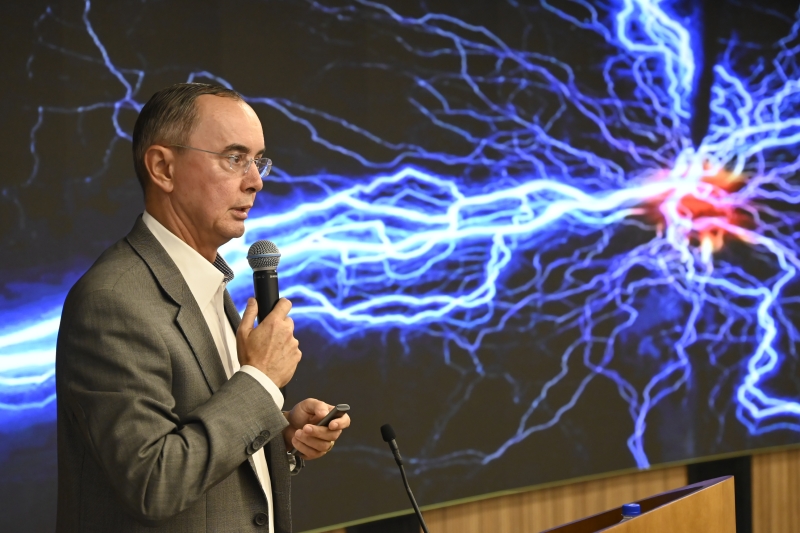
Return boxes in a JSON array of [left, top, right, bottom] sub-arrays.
[[2, 0, 800, 494]]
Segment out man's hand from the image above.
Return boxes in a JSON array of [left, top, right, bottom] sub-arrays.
[[283, 399, 351, 460], [237, 298, 301, 388]]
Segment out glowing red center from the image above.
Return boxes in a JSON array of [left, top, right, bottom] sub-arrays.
[[641, 166, 751, 253]]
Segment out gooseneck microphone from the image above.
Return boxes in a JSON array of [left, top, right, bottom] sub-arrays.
[[380, 424, 429, 533], [246, 240, 282, 323]]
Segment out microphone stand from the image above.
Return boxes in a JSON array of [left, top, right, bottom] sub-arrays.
[[382, 424, 430, 533], [396, 462, 429, 533]]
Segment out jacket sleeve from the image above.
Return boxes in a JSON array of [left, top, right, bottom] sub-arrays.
[[57, 285, 289, 525]]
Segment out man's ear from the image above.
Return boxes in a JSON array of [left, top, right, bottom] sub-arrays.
[[144, 145, 175, 193]]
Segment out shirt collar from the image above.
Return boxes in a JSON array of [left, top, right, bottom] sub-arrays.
[[213, 254, 235, 284], [142, 211, 233, 309]]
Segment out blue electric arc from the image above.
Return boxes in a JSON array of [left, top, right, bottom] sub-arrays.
[[3, 0, 800, 474]]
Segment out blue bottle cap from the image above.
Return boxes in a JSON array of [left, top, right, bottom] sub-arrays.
[[621, 503, 641, 517]]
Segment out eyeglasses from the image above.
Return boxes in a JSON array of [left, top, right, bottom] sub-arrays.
[[170, 144, 272, 177]]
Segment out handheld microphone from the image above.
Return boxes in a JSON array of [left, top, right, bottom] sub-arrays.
[[380, 424, 429, 533], [246, 240, 281, 323]]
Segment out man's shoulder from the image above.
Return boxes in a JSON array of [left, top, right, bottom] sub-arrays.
[[75, 238, 149, 293], [60, 216, 187, 324]]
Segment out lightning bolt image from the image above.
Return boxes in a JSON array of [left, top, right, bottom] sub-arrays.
[[3, 0, 800, 485]]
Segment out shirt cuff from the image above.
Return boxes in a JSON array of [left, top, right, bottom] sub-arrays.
[[238, 366, 284, 410]]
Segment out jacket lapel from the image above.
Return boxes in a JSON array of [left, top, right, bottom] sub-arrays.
[[125, 216, 228, 393]]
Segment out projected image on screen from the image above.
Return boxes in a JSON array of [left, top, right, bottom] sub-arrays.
[[2, 0, 800, 530]]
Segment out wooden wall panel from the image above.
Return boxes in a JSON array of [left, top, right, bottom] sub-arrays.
[[420, 466, 687, 533], [752, 447, 800, 533]]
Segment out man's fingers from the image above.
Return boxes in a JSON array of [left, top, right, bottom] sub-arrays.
[[315, 402, 334, 420], [302, 423, 343, 442], [298, 398, 329, 418], [294, 430, 336, 454], [292, 433, 325, 458], [240, 298, 258, 333], [329, 414, 350, 431], [292, 439, 320, 459], [287, 404, 348, 459], [271, 298, 292, 319]]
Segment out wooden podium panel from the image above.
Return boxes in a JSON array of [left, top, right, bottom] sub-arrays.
[[541, 476, 735, 533], [417, 466, 686, 533]]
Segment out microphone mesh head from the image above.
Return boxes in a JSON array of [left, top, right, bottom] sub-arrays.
[[247, 240, 281, 270], [380, 424, 396, 442]]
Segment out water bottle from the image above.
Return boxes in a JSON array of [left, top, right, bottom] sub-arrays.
[[619, 502, 641, 522]]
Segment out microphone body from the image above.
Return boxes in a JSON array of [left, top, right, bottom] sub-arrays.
[[247, 240, 282, 323], [381, 424, 429, 533], [385, 438, 403, 466], [253, 269, 279, 323]]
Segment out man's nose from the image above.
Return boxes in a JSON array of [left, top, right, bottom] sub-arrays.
[[243, 162, 264, 192]]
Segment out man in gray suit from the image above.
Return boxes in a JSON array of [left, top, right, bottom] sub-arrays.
[[56, 83, 350, 532]]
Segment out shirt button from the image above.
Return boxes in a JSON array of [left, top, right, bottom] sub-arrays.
[[254, 512, 268, 526]]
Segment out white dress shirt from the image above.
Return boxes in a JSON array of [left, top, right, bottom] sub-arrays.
[[143, 211, 283, 533]]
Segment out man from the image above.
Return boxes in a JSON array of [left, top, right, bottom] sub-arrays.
[[55, 83, 349, 532]]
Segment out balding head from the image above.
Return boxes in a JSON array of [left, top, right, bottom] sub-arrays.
[[132, 83, 242, 193]]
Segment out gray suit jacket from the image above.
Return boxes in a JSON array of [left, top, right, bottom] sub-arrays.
[[56, 217, 293, 532]]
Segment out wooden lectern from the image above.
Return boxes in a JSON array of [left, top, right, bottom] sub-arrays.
[[540, 476, 736, 533]]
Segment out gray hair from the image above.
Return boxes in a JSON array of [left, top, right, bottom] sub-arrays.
[[131, 83, 242, 192]]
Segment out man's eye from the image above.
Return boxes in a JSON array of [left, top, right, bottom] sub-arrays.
[[229, 155, 243, 165]]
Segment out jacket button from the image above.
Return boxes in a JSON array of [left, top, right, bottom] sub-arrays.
[[247, 435, 267, 455], [254, 512, 268, 526], [260, 429, 271, 438]]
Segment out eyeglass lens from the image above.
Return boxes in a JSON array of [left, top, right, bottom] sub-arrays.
[[254, 158, 271, 176], [237, 157, 271, 177]]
